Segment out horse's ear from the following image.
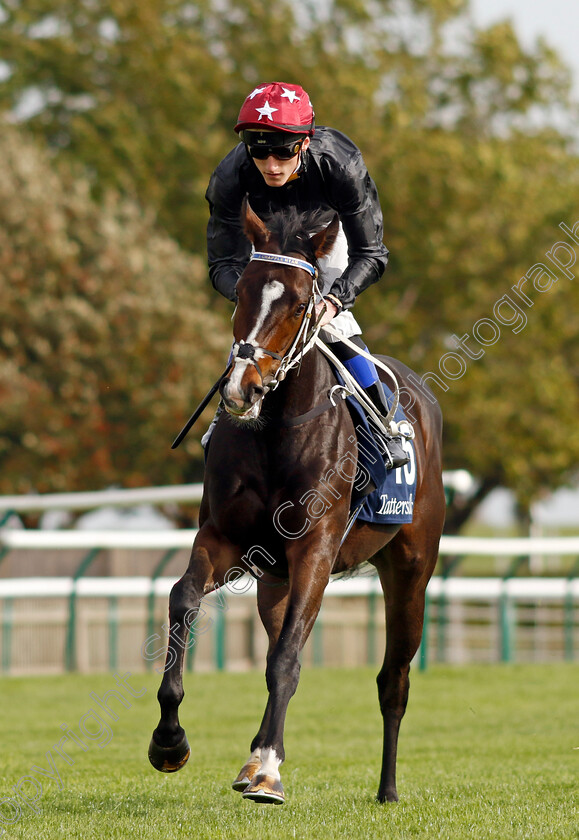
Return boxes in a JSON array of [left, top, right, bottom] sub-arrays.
[[310, 213, 340, 259], [242, 197, 271, 245]]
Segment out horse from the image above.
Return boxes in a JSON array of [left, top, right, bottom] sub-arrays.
[[148, 201, 446, 804]]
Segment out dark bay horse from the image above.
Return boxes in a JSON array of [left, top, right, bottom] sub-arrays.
[[149, 203, 445, 804]]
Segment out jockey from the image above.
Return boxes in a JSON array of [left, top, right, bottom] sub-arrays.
[[205, 81, 408, 469]]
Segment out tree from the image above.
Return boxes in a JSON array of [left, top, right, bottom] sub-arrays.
[[352, 49, 579, 529], [0, 0, 230, 253], [1, 0, 579, 528], [0, 126, 230, 494]]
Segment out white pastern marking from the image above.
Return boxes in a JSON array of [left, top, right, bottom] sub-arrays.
[[247, 747, 262, 765], [258, 747, 282, 780], [247, 280, 284, 343]]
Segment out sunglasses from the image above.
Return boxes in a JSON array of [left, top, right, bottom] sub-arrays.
[[247, 142, 303, 161]]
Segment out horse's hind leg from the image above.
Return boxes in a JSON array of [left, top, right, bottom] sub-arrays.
[[148, 524, 237, 772], [374, 524, 441, 803]]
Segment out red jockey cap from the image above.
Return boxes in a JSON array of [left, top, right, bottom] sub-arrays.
[[234, 82, 315, 135]]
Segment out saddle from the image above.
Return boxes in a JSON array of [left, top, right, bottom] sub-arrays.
[[343, 381, 416, 525]]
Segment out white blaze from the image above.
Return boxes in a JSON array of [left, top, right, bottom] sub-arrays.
[[247, 280, 285, 343], [228, 280, 284, 402]]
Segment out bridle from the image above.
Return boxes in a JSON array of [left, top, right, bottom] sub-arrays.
[[229, 250, 323, 400], [228, 249, 403, 434], [171, 248, 338, 449]]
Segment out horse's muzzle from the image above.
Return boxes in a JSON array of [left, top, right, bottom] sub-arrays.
[[219, 376, 264, 419]]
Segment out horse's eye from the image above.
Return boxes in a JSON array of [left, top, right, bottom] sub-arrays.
[[295, 303, 306, 317]]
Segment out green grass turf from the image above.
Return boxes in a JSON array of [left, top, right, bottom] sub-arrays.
[[0, 664, 577, 839]]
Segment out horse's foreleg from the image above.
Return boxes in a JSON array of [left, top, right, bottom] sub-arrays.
[[232, 579, 289, 793], [375, 528, 439, 803], [148, 525, 238, 773], [241, 545, 333, 804]]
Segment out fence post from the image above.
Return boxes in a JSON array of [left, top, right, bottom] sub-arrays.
[[214, 607, 226, 671], [419, 588, 430, 671], [367, 587, 377, 665], [1, 599, 13, 673], [312, 611, 324, 666], [185, 623, 196, 672], [499, 588, 514, 662], [564, 558, 579, 661], [108, 596, 119, 671], [436, 583, 447, 663], [0, 512, 16, 586], [436, 555, 465, 663], [564, 586, 574, 661], [146, 548, 179, 672], [65, 547, 102, 671], [499, 555, 526, 663]]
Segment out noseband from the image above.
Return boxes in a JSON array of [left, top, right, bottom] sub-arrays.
[[230, 252, 322, 394], [232, 338, 282, 380]]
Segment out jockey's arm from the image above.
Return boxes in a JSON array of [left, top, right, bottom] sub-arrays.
[[320, 141, 389, 310], [206, 160, 251, 302]]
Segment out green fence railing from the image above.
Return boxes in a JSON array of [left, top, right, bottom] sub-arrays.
[[0, 532, 578, 673]]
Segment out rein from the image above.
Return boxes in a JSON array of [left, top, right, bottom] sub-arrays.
[[316, 330, 405, 435], [228, 250, 411, 441]]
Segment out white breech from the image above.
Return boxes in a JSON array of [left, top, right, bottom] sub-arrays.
[[317, 222, 362, 343]]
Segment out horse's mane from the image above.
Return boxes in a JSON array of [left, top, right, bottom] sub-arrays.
[[262, 207, 331, 265]]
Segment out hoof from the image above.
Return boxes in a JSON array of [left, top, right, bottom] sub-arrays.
[[148, 733, 190, 773], [242, 774, 285, 805], [232, 758, 261, 792]]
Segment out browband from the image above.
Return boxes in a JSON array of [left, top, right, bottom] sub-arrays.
[[251, 251, 317, 278]]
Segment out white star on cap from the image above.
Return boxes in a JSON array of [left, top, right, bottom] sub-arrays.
[[256, 100, 278, 121], [281, 87, 300, 104], [248, 86, 266, 100]]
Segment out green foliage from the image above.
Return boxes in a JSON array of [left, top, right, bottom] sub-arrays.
[[0, 0, 228, 252], [358, 125, 579, 518], [0, 0, 578, 520], [0, 126, 229, 493]]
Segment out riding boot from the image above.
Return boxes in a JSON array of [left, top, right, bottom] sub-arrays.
[[364, 382, 410, 470], [336, 338, 410, 471]]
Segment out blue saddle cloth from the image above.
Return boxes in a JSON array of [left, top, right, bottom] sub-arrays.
[[343, 381, 416, 526]]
